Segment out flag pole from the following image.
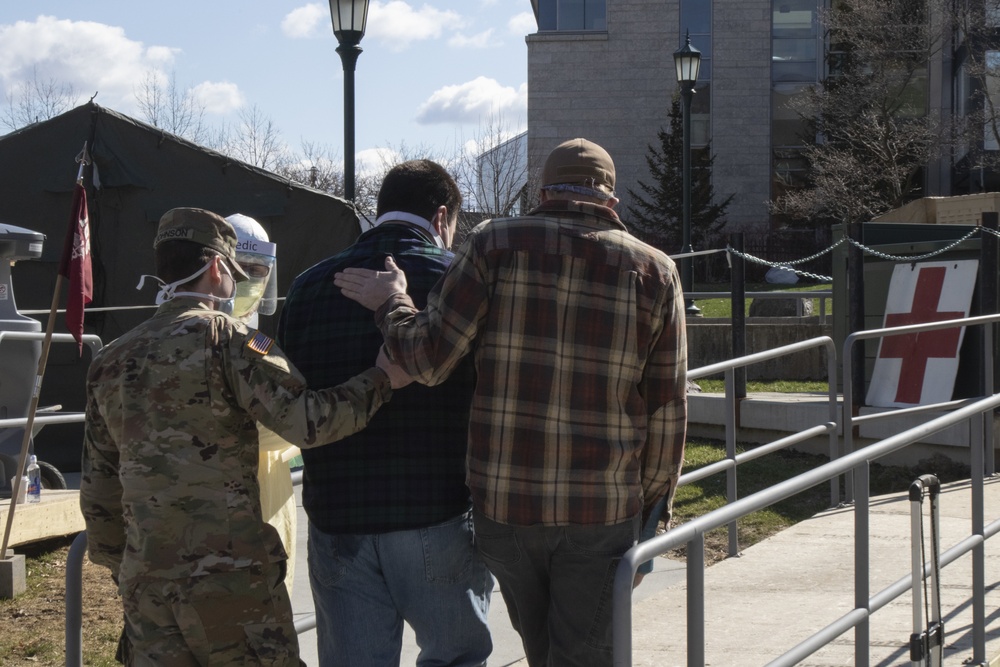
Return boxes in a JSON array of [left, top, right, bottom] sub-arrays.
[[1, 143, 90, 557]]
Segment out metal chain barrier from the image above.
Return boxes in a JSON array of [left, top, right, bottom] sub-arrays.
[[725, 225, 987, 284], [844, 227, 980, 262], [726, 242, 839, 282]]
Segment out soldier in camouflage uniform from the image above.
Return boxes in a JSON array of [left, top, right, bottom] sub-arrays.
[[80, 208, 409, 666]]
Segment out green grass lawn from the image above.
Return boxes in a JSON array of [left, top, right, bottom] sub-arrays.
[[694, 379, 829, 394], [693, 282, 832, 319]]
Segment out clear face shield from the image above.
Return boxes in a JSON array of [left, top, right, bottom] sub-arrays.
[[233, 240, 277, 320]]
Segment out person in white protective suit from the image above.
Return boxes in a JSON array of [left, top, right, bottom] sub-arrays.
[[226, 213, 300, 595]]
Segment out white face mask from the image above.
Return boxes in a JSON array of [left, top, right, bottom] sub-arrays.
[[136, 255, 237, 315]]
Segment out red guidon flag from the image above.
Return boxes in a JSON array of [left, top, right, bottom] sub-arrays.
[[57, 183, 92, 355], [867, 259, 978, 407]]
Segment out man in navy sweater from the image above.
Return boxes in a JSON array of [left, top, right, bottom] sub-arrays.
[[278, 160, 492, 667]]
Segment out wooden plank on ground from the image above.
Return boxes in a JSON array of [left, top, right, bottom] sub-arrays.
[[0, 490, 83, 547]]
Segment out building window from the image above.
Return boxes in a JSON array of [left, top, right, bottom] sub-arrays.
[[772, 0, 818, 39], [772, 84, 812, 148], [771, 0, 820, 222], [537, 0, 606, 31]]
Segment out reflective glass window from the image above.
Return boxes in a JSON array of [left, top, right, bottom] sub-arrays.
[[536, 0, 606, 31], [772, 85, 812, 148], [772, 0, 817, 38]]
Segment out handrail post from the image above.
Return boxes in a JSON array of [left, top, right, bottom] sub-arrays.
[[827, 338, 841, 508], [730, 233, 746, 400], [980, 212, 998, 476], [725, 368, 739, 556], [611, 554, 636, 667], [65, 531, 86, 667], [846, 221, 866, 505], [847, 221, 866, 416], [842, 335, 856, 505], [853, 459, 871, 667], [971, 413, 987, 663], [687, 533, 706, 667]]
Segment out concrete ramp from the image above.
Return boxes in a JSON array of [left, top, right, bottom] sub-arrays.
[[626, 477, 1000, 666]]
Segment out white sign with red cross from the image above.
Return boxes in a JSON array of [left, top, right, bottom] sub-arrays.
[[866, 259, 979, 408]]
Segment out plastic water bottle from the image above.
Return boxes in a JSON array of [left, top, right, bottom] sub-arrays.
[[26, 455, 40, 503]]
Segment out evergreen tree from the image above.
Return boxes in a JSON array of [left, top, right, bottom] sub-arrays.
[[627, 96, 732, 253]]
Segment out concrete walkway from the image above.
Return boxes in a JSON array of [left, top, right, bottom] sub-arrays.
[[36, 472, 1000, 665], [627, 477, 1000, 667], [290, 477, 1000, 666]]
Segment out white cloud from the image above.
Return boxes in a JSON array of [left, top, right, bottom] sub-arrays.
[[508, 12, 537, 36], [416, 77, 527, 125], [145, 45, 178, 65], [367, 1, 465, 51], [448, 29, 497, 49], [190, 81, 245, 115], [281, 2, 473, 51], [0, 16, 178, 113], [281, 4, 327, 39], [357, 146, 400, 176]]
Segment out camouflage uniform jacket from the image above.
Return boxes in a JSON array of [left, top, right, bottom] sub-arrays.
[[80, 298, 391, 585]]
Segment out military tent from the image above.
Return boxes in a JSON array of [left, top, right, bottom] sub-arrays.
[[0, 102, 360, 472]]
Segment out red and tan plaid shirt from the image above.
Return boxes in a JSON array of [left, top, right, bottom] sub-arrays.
[[375, 199, 687, 526]]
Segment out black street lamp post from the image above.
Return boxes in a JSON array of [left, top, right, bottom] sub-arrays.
[[329, 0, 370, 202], [674, 31, 702, 317]]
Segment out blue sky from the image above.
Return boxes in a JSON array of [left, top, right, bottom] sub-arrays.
[[0, 1, 532, 169]]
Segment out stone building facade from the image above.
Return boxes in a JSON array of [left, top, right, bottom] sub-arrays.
[[527, 0, 773, 237], [524, 1, 978, 240]]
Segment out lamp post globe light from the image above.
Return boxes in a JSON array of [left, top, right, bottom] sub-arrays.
[[673, 31, 702, 317], [329, 0, 370, 202]]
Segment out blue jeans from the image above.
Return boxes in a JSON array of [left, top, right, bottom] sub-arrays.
[[308, 511, 493, 667], [473, 510, 639, 667]]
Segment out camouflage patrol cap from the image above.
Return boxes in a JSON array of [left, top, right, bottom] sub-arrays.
[[154, 208, 250, 282]]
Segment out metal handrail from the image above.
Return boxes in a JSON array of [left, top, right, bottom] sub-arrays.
[[842, 312, 1000, 476], [0, 330, 103, 354], [838, 312, 999, 667], [0, 332, 103, 448], [612, 394, 1000, 667], [687, 337, 841, 529], [65, 532, 86, 667], [612, 363, 1000, 667]]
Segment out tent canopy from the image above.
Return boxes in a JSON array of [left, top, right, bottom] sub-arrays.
[[0, 102, 361, 471]]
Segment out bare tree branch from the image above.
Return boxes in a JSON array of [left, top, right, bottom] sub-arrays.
[[134, 70, 208, 143], [2, 66, 78, 131], [210, 104, 288, 171], [451, 113, 528, 217]]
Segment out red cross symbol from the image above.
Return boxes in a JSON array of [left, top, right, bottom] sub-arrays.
[[879, 266, 963, 404]]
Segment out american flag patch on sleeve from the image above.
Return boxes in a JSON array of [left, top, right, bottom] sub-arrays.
[[246, 330, 275, 356]]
